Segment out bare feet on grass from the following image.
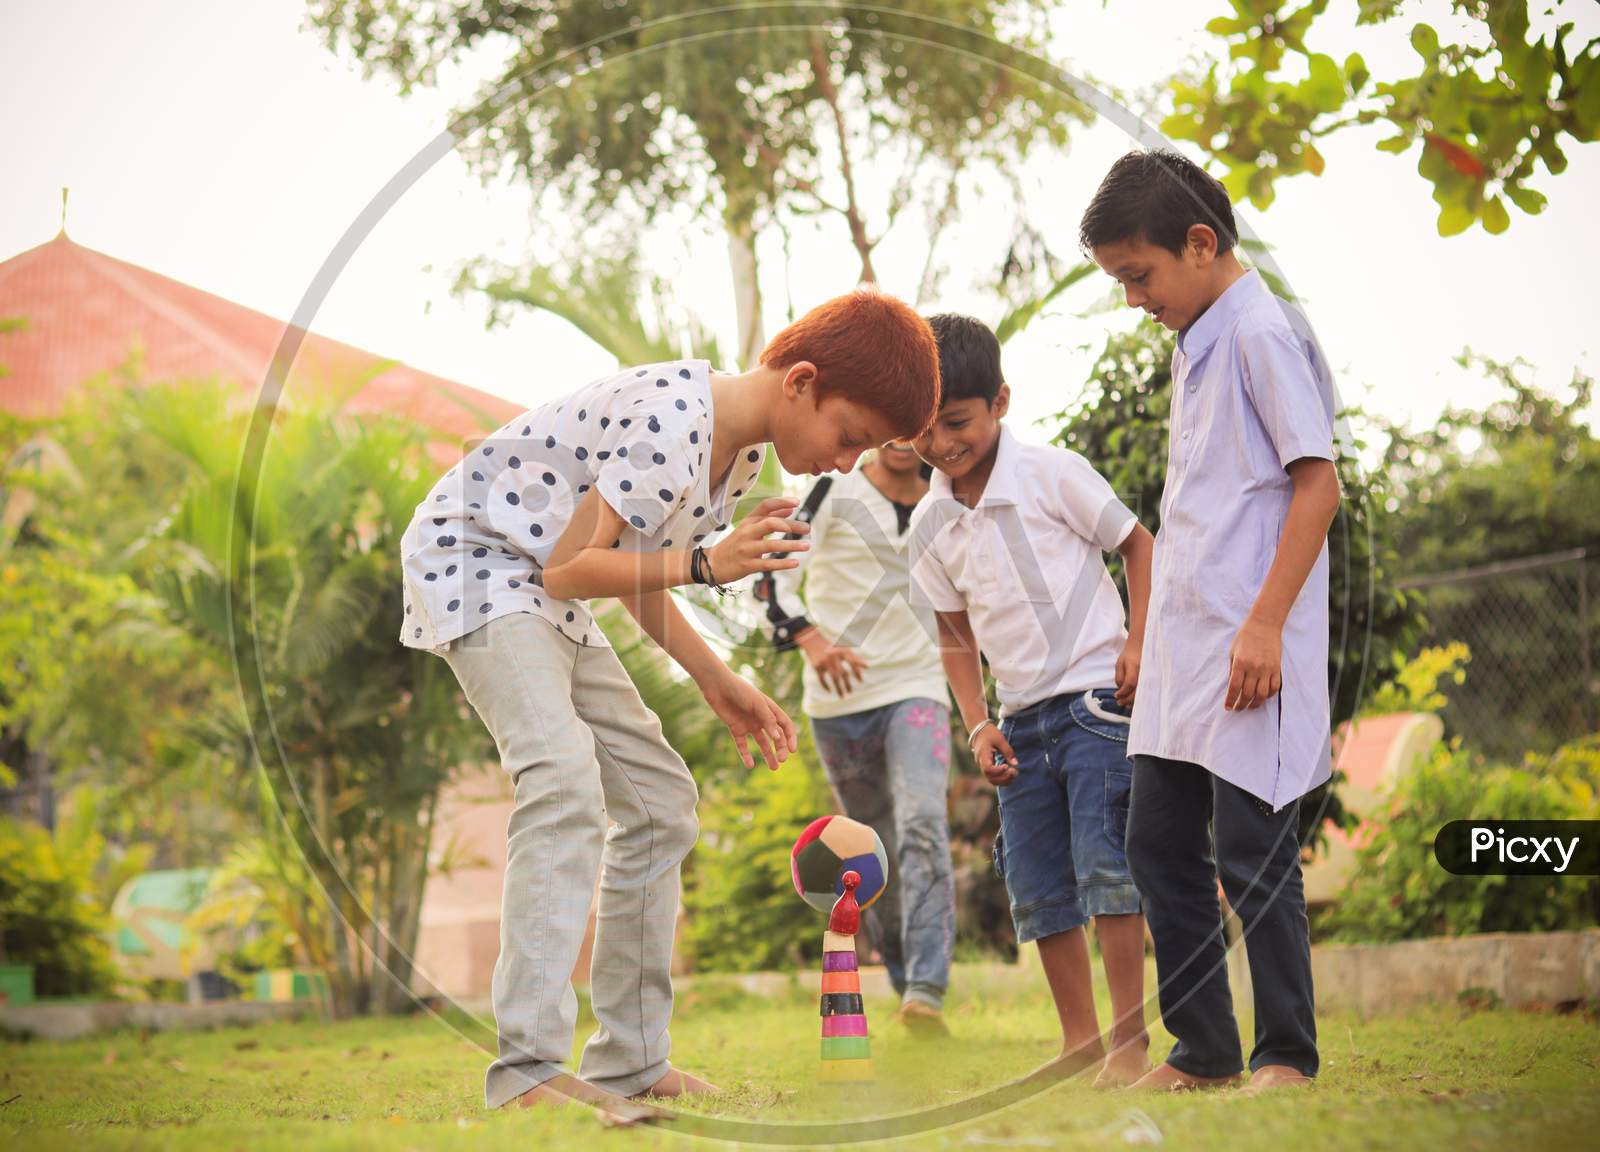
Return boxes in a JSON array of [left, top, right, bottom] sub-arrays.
[[509, 1074, 666, 1127], [1236, 1064, 1313, 1096], [1032, 1040, 1107, 1083], [632, 1067, 720, 1100], [1127, 1062, 1243, 1093], [1093, 1036, 1152, 1089]]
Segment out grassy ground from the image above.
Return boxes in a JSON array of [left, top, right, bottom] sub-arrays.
[[3, 963, 1597, 1151]]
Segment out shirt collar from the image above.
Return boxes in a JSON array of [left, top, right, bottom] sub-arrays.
[[927, 423, 1019, 510], [1178, 268, 1267, 359]]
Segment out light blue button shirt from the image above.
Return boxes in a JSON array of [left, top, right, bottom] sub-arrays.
[[1127, 269, 1337, 810]]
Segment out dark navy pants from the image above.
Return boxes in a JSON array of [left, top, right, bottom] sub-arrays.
[[1125, 754, 1319, 1078]]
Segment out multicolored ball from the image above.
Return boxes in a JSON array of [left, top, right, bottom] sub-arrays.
[[790, 815, 888, 915]]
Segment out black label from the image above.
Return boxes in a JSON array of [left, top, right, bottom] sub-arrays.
[[1434, 821, 1600, 876]]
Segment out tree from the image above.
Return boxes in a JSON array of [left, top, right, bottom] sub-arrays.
[[1165, 0, 1599, 235], [1385, 356, 1599, 758], [1049, 318, 1426, 849], [143, 383, 501, 1015], [308, 0, 1084, 363], [14, 377, 500, 1015]]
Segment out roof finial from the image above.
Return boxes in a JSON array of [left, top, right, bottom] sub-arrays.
[[59, 187, 69, 237]]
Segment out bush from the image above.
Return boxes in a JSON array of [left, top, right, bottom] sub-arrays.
[[682, 753, 832, 973], [1323, 736, 1600, 942], [0, 815, 118, 997]]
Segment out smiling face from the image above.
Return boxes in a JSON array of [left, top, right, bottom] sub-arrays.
[[911, 388, 1009, 482], [770, 363, 902, 476], [1090, 227, 1222, 333], [873, 440, 925, 476]]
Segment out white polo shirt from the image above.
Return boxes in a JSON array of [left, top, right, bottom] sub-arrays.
[[908, 425, 1138, 718]]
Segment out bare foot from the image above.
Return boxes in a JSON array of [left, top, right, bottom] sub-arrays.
[[894, 1000, 951, 1039], [509, 1074, 666, 1127], [1127, 1062, 1242, 1093], [631, 1067, 719, 1100], [1029, 1040, 1106, 1084], [1236, 1064, 1313, 1096], [1093, 1037, 1152, 1089]]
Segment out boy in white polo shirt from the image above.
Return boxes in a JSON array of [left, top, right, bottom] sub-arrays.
[[908, 314, 1157, 1087]]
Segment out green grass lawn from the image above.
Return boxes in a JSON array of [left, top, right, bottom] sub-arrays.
[[3, 963, 1597, 1151]]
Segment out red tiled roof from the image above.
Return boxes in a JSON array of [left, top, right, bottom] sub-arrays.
[[0, 233, 520, 452]]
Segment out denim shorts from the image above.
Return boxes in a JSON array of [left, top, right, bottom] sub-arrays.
[[993, 688, 1141, 943]]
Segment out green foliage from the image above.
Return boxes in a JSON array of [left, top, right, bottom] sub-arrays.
[[1048, 317, 1425, 849], [1388, 357, 1600, 758], [1168, 0, 1598, 234], [1362, 642, 1470, 717], [0, 813, 118, 998], [7, 374, 503, 1016], [186, 773, 331, 991], [1544, 734, 1600, 831], [1324, 736, 1600, 942], [459, 246, 730, 370], [309, 1, 1079, 230], [1389, 356, 1598, 571], [683, 750, 832, 973], [311, 0, 1088, 363]]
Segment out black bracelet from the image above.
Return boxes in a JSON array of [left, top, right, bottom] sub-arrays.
[[690, 545, 736, 597]]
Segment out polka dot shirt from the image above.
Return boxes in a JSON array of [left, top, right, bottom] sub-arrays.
[[400, 360, 765, 651]]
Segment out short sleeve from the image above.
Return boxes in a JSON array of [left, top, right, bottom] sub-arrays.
[[1047, 448, 1139, 552], [593, 401, 695, 536], [907, 496, 965, 613], [1239, 324, 1336, 470]]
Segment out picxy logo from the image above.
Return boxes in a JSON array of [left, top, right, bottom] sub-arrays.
[[1434, 821, 1599, 876]]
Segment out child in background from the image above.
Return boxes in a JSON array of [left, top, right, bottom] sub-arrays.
[[908, 314, 1156, 1087], [756, 442, 956, 1035], [1081, 149, 1342, 1094]]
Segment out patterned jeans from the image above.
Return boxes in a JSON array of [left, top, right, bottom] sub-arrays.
[[809, 697, 956, 1010]]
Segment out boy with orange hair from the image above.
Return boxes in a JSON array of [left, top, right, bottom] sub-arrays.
[[401, 291, 941, 1119]]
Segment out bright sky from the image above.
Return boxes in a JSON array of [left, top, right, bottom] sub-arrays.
[[5, 0, 1598, 466]]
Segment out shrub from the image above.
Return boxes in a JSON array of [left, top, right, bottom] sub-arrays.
[[1324, 737, 1599, 942], [0, 815, 118, 997], [682, 753, 832, 973]]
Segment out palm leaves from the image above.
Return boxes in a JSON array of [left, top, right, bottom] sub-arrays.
[[34, 377, 497, 1015]]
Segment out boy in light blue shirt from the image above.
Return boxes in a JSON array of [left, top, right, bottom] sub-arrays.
[[1081, 150, 1342, 1094]]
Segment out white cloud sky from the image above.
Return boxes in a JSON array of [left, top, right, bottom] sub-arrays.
[[4, 0, 1596, 467]]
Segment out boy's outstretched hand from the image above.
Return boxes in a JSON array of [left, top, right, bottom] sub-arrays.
[[973, 725, 1019, 787], [702, 669, 798, 770], [1226, 617, 1283, 711], [706, 496, 811, 583]]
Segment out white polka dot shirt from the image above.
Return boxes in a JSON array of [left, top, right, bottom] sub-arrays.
[[400, 360, 765, 651]]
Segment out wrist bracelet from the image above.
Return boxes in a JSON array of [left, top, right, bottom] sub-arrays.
[[966, 718, 996, 749], [690, 545, 736, 597]]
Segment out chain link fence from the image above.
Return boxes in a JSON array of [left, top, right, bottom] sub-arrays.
[[1397, 548, 1597, 761]]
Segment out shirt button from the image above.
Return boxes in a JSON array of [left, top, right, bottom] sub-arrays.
[[1182, 430, 1192, 440], [1188, 383, 1197, 393]]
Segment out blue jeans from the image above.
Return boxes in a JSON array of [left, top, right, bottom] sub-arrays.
[[809, 698, 956, 1010], [995, 688, 1141, 944]]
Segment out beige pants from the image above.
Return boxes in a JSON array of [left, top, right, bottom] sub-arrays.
[[443, 612, 699, 1107]]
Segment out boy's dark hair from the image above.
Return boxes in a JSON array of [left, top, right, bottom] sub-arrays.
[[925, 313, 1003, 406], [1078, 149, 1238, 258]]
